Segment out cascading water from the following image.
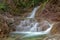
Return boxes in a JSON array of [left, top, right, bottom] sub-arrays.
[[12, 6, 54, 37], [27, 6, 39, 18], [15, 7, 40, 32]]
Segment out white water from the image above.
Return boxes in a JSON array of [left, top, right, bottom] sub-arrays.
[[30, 23, 38, 32], [15, 7, 40, 32], [27, 6, 39, 18], [12, 6, 54, 37]]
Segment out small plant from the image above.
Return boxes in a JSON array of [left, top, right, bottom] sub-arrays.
[[13, 0, 48, 8], [0, 3, 8, 11]]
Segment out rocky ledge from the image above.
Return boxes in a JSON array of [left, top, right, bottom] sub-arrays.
[[35, 0, 60, 35]]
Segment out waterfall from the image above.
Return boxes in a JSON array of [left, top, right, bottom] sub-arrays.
[[15, 6, 40, 32], [12, 21, 54, 38], [27, 6, 39, 18], [11, 6, 54, 37], [30, 23, 39, 32]]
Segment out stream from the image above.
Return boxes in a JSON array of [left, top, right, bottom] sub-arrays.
[[11, 6, 54, 37]]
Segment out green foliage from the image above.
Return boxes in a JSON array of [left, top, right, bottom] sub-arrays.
[[0, 0, 48, 16], [0, 3, 8, 11], [0, 3, 5, 9], [13, 0, 33, 8], [13, 0, 48, 8]]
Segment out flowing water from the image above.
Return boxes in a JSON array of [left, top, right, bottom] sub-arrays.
[[12, 6, 54, 37]]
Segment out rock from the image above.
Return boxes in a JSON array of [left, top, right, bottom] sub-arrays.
[[35, 0, 60, 36], [51, 22, 60, 35], [0, 14, 15, 38], [44, 34, 60, 40], [35, 0, 60, 22], [37, 21, 50, 31]]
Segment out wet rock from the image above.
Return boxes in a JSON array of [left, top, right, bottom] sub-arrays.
[[38, 21, 50, 31]]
